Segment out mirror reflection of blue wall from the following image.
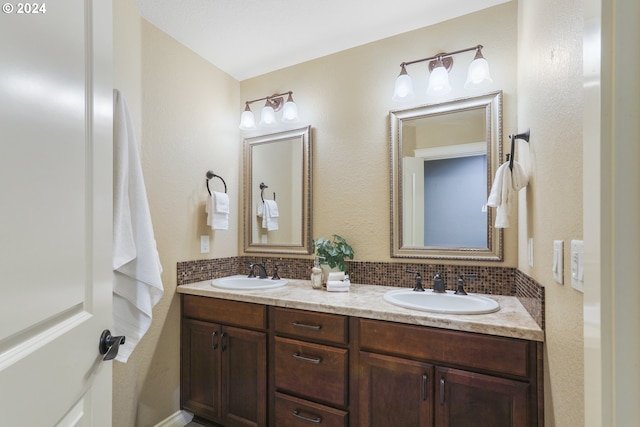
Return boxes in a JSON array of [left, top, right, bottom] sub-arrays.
[[423, 155, 487, 247]]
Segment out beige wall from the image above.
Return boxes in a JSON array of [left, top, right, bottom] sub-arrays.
[[517, 0, 584, 426], [113, 1, 586, 426], [240, 3, 519, 266], [113, 1, 240, 425]]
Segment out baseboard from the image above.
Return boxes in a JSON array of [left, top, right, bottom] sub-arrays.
[[153, 410, 194, 427]]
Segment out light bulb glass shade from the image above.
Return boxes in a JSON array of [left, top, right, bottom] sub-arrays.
[[392, 66, 415, 101], [426, 63, 451, 96], [259, 105, 277, 126], [239, 109, 256, 130], [281, 100, 299, 122], [281, 93, 299, 122], [464, 56, 493, 89]]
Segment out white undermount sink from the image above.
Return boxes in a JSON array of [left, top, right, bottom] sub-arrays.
[[211, 275, 288, 290], [383, 289, 500, 315]]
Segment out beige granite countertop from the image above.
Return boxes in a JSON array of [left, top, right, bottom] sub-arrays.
[[177, 279, 544, 342]]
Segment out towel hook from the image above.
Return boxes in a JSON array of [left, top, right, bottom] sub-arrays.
[[206, 170, 227, 195], [507, 129, 530, 171]]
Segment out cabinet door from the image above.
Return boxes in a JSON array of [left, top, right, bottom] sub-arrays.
[[359, 351, 434, 427], [220, 325, 267, 427], [181, 319, 221, 421], [435, 367, 530, 427]]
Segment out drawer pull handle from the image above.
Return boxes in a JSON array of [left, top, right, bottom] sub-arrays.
[[440, 378, 445, 405], [292, 352, 322, 364], [293, 409, 322, 424], [292, 321, 322, 331], [422, 373, 428, 400]]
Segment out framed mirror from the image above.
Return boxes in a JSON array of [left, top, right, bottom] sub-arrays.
[[243, 126, 312, 254], [390, 91, 503, 261]]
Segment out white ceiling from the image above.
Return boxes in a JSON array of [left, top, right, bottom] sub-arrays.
[[136, 0, 510, 81]]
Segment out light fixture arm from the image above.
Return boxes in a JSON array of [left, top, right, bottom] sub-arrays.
[[400, 44, 484, 68], [244, 91, 293, 112], [239, 90, 300, 129]]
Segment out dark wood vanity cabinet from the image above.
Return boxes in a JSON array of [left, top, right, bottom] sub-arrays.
[[271, 307, 350, 427], [181, 296, 267, 427], [180, 296, 542, 427], [357, 318, 541, 427]]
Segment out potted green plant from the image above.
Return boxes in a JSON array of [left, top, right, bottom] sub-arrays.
[[312, 234, 355, 273]]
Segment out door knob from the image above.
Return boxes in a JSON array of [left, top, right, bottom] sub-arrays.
[[99, 329, 125, 361]]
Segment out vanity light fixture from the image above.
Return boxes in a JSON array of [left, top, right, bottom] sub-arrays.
[[239, 91, 300, 130], [393, 45, 493, 101]]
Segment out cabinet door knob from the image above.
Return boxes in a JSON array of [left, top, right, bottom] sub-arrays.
[[440, 378, 446, 405], [292, 409, 322, 424]]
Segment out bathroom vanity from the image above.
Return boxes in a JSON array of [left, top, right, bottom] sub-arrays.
[[178, 279, 543, 427]]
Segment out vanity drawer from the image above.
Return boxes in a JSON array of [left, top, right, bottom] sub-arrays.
[[275, 392, 348, 427], [274, 337, 349, 407], [359, 318, 531, 378], [273, 307, 348, 345], [182, 295, 266, 330]]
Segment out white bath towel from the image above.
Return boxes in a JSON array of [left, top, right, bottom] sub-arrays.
[[487, 160, 528, 228], [112, 89, 164, 363], [257, 199, 279, 231], [206, 191, 229, 230]]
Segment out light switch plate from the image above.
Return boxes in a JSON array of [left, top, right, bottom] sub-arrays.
[[571, 240, 584, 292], [553, 240, 563, 284]]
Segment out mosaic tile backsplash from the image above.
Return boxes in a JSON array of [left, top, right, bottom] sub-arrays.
[[177, 256, 544, 329]]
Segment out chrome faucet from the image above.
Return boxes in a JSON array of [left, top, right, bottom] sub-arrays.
[[271, 263, 283, 280], [456, 274, 480, 295], [432, 273, 446, 293], [248, 262, 268, 279], [406, 270, 425, 292]]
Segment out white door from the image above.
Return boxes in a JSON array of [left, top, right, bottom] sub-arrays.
[[0, 1, 113, 425]]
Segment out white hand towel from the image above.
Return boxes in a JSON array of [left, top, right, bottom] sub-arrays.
[[510, 161, 529, 191], [326, 280, 350, 292], [214, 191, 229, 213], [487, 162, 507, 208], [264, 200, 279, 231], [112, 89, 164, 363], [257, 200, 280, 231], [487, 160, 529, 228], [327, 271, 346, 281], [208, 191, 229, 230], [257, 201, 266, 226]]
